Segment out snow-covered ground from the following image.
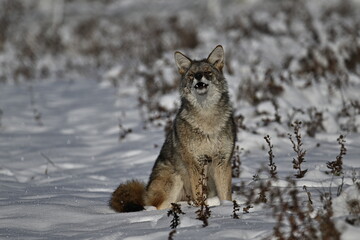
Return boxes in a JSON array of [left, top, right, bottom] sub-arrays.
[[1, 78, 360, 239], [1, 0, 360, 239]]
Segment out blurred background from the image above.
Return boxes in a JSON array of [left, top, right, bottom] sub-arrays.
[[1, 0, 359, 136], [1, 2, 360, 238]]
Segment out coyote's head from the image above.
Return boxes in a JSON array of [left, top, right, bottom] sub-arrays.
[[174, 45, 228, 108]]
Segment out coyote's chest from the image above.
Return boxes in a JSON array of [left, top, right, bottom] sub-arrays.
[[177, 113, 233, 163], [188, 131, 231, 157]]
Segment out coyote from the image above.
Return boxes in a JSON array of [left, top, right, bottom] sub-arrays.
[[110, 45, 236, 212]]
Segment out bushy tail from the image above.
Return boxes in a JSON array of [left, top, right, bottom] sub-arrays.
[[109, 180, 146, 212]]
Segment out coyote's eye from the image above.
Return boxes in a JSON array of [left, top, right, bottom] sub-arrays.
[[204, 71, 212, 79]]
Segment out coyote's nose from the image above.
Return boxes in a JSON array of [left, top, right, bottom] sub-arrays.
[[194, 72, 203, 80]]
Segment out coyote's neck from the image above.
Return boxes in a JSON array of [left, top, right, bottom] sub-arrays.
[[179, 96, 232, 135]]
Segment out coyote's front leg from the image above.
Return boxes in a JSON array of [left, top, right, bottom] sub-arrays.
[[212, 158, 232, 202]]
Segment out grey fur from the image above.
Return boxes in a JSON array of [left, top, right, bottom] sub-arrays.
[[144, 45, 236, 209]]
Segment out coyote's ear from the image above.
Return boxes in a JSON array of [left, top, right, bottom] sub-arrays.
[[207, 45, 224, 72], [174, 51, 192, 75]]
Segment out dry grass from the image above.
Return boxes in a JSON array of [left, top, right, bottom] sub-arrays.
[[264, 135, 278, 179], [195, 158, 212, 227], [288, 121, 308, 178], [167, 203, 185, 229], [327, 135, 347, 176]]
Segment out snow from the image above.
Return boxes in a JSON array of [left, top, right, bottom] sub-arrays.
[[2, 77, 360, 239], [1, 0, 360, 239]]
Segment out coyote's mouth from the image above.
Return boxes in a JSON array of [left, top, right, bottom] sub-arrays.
[[194, 82, 209, 95]]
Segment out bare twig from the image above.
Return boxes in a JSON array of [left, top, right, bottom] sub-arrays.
[[195, 157, 211, 227], [327, 135, 346, 176], [167, 203, 185, 229], [232, 200, 240, 219], [264, 135, 277, 179], [288, 121, 307, 178]]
